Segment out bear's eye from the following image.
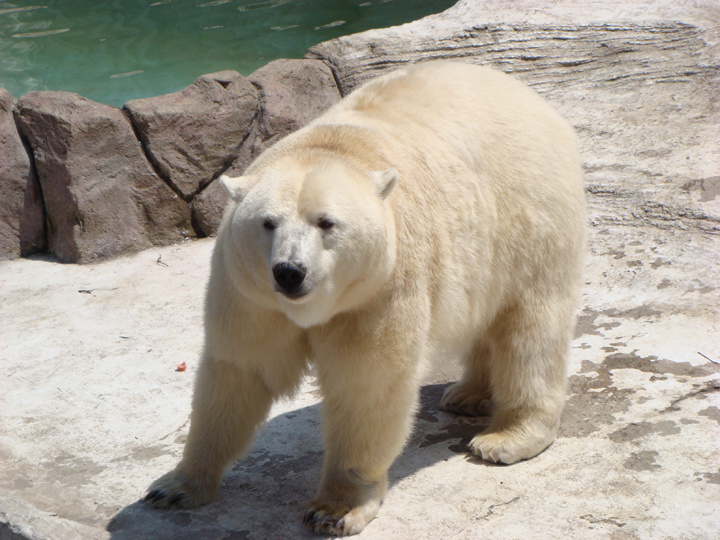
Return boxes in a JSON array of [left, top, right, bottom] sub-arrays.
[[262, 218, 276, 231], [317, 217, 335, 231]]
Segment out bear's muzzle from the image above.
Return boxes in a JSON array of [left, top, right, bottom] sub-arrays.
[[273, 262, 308, 298]]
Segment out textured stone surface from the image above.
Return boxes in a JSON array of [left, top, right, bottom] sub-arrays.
[[14, 92, 192, 263], [124, 71, 259, 200], [0, 88, 45, 259], [1, 0, 719, 538], [307, 0, 720, 96], [189, 124, 259, 238], [248, 58, 341, 150], [191, 178, 229, 238], [0, 235, 717, 540]]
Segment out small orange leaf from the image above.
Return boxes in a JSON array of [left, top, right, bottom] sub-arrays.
[[176, 362, 187, 372]]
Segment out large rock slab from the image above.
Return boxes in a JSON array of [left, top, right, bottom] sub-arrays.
[[0, 88, 45, 260], [307, 0, 720, 96], [190, 178, 230, 238], [189, 126, 258, 238], [124, 71, 259, 200], [0, 234, 718, 539], [14, 92, 192, 263], [248, 58, 341, 150]]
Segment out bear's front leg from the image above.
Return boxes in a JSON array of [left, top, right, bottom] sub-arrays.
[[305, 323, 424, 536], [145, 354, 274, 509], [303, 468, 389, 537]]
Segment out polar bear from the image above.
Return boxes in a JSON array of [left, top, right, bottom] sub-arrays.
[[145, 61, 586, 535]]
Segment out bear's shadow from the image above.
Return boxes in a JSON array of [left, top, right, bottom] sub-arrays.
[[107, 383, 490, 539]]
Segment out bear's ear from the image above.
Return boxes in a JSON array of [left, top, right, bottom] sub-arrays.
[[219, 174, 253, 203], [369, 167, 398, 200]]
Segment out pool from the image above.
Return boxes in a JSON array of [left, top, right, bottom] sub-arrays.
[[0, 0, 455, 107]]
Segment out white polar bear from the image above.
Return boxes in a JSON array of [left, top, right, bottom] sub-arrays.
[[145, 61, 586, 536]]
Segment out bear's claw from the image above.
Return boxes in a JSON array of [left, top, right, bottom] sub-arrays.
[[303, 509, 345, 536], [168, 492, 186, 507], [145, 488, 185, 508], [145, 468, 216, 510], [144, 488, 189, 509]]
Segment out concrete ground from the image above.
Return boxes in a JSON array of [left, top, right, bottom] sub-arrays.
[[1, 224, 719, 539], [2, 0, 720, 538]]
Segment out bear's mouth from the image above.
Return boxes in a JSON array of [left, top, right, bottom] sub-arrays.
[[275, 287, 311, 302], [274, 279, 319, 304]]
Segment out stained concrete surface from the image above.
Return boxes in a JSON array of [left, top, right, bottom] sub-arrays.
[[2, 0, 720, 538], [1, 233, 718, 540]]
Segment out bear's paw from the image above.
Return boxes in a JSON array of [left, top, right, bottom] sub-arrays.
[[469, 425, 556, 465], [303, 498, 380, 537], [440, 381, 492, 417], [145, 468, 215, 510]]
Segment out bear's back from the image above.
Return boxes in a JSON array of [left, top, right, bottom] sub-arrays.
[[321, 62, 583, 208], [321, 61, 586, 338]]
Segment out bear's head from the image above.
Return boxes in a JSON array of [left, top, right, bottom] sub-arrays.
[[219, 155, 398, 328]]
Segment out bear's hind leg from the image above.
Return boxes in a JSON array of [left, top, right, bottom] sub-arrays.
[[145, 355, 276, 509], [440, 340, 492, 416], [470, 300, 571, 464]]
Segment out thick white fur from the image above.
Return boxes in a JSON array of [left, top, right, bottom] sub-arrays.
[[146, 61, 586, 536]]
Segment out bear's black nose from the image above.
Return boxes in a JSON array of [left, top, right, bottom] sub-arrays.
[[273, 262, 307, 296]]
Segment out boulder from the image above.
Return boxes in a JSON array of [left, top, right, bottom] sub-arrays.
[[14, 91, 192, 263], [248, 58, 341, 150], [123, 71, 259, 200], [189, 123, 260, 238], [191, 179, 229, 238], [0, 88, 45, 259]]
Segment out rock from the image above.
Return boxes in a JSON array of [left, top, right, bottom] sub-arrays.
[[124, 71, 259, 200], [191, 179, 229, 238], [0, 88, 45, 260], [14, 91, 192, 263], [307, 0, 720, 96], [189, 125, 259, 238], [248, 58, 341, 150]]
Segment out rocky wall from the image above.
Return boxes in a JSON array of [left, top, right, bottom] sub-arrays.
[[0, 58, 340, 263], [2, 0, 718, 263]]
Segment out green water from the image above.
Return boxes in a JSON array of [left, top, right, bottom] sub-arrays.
[[0, 0, 454, 107]]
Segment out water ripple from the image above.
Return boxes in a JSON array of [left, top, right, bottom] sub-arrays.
[[237, 0, 295, 12], [110, 70, 145, 79], [0, 0, 455, 106], [0, 6, 47, 16], [197, 0, 231, 6], [12, 28, 70, 38], [314, 20, 345, 31]]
